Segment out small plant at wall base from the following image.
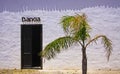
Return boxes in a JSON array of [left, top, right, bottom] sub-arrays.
[[41, 13, 113, 74]]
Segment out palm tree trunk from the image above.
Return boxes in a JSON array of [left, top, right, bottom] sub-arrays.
[[82, 47, 87, 74]]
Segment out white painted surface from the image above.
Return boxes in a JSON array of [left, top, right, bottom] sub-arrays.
[[0, 6, 120, 70]]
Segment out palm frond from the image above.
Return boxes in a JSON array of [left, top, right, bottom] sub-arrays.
[[60, 14, 90, 35], [73, 26, 86, 41], [61, 14, 91, 42], [101, 36, 113, 61], [73, 20, 91, 42], [86, 35, 113, 61], [41, 36, 74, 60], [60, 16, 75, 34]]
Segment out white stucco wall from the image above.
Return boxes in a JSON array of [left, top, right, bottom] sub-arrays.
[[0, 6, 120, 70]]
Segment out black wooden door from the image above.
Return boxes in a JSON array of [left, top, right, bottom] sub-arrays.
[[21, 24, 42, 69]]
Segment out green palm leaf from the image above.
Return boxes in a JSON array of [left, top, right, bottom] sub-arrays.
[[41, 36, 74, 60], [102, 36, 113, 61], [60, 14, 89, 35], [86, 35, 113, 61], [60, 16, 75, 34], [61, 14, 91, 41]]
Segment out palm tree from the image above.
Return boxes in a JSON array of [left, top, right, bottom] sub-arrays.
[[41, 13, 112, 74]]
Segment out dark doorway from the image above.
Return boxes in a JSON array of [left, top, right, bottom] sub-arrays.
[[21, 24, 42, 69]]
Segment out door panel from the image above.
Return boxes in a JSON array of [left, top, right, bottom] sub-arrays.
[[21, 24, 42, 69], [32, 25, 41, 67]]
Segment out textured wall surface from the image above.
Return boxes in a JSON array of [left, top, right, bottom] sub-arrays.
[[0, 6, 120, 70]]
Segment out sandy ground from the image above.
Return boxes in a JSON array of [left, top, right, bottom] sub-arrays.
[[0, 69, 120, 74]]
